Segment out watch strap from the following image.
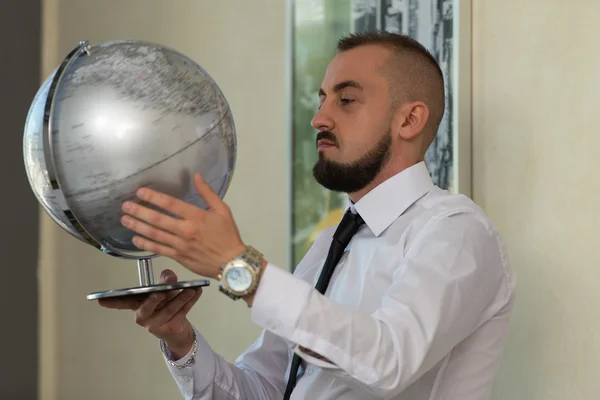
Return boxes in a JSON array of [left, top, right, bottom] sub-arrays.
[[218, 246, 263, 300], [240, 246, 264, 270]]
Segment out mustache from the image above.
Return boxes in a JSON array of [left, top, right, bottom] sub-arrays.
[[316, 131, 339, 147]]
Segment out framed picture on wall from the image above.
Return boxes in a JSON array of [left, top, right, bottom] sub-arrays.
[[288, 0, 472, 268]]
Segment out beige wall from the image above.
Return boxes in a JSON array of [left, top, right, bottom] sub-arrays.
[[39, 0, 600, 399], [473, 0, 600, 399], [39, 1, 289, 399]]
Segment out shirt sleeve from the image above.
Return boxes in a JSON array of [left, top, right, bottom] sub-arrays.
[[250, 212, 511, 398], [162, 324, 292, 399]]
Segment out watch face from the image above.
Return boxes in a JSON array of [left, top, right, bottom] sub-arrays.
[[225, 264, 253, 293]]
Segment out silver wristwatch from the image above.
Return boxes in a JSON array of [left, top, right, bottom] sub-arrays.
[[218, 246, 263, 300]]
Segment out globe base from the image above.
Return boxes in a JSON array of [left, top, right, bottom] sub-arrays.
[[86, 257, 210, 300]]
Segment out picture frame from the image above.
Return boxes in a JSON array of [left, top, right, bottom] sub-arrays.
[[288, 0, 472, 267]]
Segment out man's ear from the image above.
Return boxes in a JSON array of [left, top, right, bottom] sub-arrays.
[[393, 101, 430, 141]]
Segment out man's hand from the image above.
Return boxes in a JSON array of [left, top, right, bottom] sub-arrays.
[[97, 269, 202, 359], [120, 173, 246, 279]]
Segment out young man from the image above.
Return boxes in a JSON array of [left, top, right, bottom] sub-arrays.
[[100, 31, 516, 399]]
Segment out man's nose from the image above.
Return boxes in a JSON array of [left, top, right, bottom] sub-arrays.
[[311, 102, 335, 132]]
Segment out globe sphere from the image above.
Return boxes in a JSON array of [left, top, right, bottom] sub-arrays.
[[23, 40, 237, 259]]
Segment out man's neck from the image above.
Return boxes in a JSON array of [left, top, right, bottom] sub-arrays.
[[348, 158, 422, 203]]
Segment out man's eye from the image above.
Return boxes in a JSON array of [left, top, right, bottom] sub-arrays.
[[340, 98, 354, 105]]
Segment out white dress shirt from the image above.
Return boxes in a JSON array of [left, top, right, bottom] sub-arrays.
[[163, 161, 516, 399]]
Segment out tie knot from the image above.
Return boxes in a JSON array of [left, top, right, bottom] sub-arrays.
[[332, 209, 365, 247], [350, 210, 365, 226]]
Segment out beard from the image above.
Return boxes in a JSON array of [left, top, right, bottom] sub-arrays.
[[312, 130, 392, 193]]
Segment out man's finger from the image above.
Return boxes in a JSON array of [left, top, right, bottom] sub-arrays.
[[155, 270, 183, 309], [155, 290, 180, 311], [163, 288, 203, 328], [121, 211, 184, 247], [194, 173, 226, 213], [130, 235, 179, 259], [97, 297, 144, 310], [147, 289, 198, 327], [171, 288, 202, 319], [132, 187, 200, 219], [136, 292, 166, 322], [160, 269, 177, 283]]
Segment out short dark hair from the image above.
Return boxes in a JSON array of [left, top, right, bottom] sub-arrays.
[[337, 31, 445, 142]]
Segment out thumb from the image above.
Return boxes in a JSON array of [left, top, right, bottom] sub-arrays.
[[194, 173, 227, 213], [160, 269, 178, 283]]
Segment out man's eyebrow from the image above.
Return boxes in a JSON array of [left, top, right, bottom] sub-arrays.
[[318, 80, 363, 97]]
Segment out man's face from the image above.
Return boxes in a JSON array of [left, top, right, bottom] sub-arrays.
[[311, 45, 394, 193]]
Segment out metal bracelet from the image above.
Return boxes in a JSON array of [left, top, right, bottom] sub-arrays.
[[160, 330, 198, 369]]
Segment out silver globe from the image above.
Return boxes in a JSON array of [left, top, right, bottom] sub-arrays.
[[23, 40, 236, 299]]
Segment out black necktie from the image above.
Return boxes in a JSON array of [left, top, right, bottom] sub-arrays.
[[283, 209, 365, 400]]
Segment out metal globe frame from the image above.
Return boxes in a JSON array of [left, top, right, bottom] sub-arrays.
[[40, 40, 210, 300]]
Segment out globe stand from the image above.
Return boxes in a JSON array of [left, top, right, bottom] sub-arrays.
[[86, 257, 210, 300], [138, 258, 155, 286], [26, 40, 227, 301]]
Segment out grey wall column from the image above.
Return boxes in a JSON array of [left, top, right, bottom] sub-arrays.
[[0, 0, 42, 398]]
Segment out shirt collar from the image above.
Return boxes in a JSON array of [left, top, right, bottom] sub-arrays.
[[348, 161, 434, 237]]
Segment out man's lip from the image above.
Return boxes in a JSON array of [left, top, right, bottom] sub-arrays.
[[317, 139, 336, 147]]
